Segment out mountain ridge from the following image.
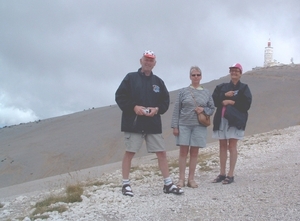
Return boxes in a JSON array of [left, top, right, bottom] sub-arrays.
[[0, 64, 299, 189]]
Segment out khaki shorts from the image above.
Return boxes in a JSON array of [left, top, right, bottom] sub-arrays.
[[124, 132, 165, 153]]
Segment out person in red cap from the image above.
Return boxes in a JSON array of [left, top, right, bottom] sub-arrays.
[[211, 63, 252, 184], [115, 50, 183, 196]]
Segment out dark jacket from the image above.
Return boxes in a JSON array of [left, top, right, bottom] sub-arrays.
[[212, 81, 252, 131], [115, 68, 169, 134]]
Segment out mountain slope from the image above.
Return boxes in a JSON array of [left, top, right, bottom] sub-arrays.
[[0, 64, 299, 188]]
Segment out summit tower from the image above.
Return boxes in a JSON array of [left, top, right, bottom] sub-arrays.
[[264, 39, 273, 67]]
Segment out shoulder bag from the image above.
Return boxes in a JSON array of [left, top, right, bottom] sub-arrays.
[[190, 89, 211, 127]]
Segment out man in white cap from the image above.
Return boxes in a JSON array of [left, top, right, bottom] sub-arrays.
[[115, 50, 183, 196]]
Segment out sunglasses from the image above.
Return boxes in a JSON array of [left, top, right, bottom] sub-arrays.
[[191, 74, 201, 77]]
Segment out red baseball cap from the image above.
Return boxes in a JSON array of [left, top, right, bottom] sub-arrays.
[[229, 63, 243, 73]]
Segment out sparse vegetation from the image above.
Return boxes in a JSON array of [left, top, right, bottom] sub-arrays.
[[130, 165, 140, 173], [129, 164, 161, 179], [168, 151, 217, 172], [168, 158, 179, 169], [197, 152, 216, 171], [30, 184, 83, 219], [88, 180, 106, 187]]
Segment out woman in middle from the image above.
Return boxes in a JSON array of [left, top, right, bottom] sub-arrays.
[[171, 66, 215, 188]]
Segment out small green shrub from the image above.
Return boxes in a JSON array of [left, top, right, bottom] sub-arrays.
[[31, 184, 83, 218]]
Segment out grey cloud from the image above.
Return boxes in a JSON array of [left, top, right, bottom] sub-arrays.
[[0, 0, 299, 126]]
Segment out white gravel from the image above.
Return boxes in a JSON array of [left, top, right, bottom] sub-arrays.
[[1, 125, 299, 221]]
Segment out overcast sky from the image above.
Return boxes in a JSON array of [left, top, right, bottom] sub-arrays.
[[0, 0, 299, 127]]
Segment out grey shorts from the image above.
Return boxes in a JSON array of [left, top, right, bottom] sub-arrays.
[[212, 117, 244, 140], [176, 125, 207, 148], [124, 132, 165, 153]]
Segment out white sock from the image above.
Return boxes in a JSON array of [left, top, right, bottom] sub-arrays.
[[164, 177, 172, 186], [122, 179, 130, 186]]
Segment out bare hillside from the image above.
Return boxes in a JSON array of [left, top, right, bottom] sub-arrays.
[[0, 64, 299, 188]]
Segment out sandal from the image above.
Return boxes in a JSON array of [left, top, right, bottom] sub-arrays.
[[212, 174, 226, 183], [187, 180, 198, 188], [122, 184, 134, 197], [222, 176, 234, 184], [163, 183, 184, 195], [177, 179, 185, 188]]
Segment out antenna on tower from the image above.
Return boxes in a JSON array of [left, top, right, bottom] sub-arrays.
[[268, 33, 272, 47]]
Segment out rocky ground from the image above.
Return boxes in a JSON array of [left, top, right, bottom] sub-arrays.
[[0, 125, 299, 221]]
